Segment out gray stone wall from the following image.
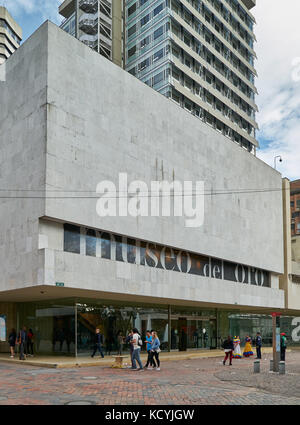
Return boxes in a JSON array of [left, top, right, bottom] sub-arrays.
[[0, 22, 285, 310], [45, 22, 283, 273], [0, 23, 48, 291]]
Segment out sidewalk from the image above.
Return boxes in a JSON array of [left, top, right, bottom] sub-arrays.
[[0, 347, 278, 369]]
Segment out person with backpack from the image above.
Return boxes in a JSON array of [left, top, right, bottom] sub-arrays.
[[222, 335, 234, 366], [130, 328, 143, 370], [280, 332, 287, 361]]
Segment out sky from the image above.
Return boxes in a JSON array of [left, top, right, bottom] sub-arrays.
[[1, 0, 300, 181]]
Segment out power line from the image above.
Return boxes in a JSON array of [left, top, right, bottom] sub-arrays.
[[0, 186, 288, 199], [0, 187, 289, 193]]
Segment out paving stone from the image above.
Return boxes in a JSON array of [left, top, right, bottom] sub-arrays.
[[0, 351, 300, 405]]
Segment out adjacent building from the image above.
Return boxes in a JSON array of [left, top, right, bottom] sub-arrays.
[[0, 6, 22, 64], [125, 0, 258, 153], [59, 0, 123, 67], [291, 179, 300, 263], [59, 0, 258, 154], [280, 179, 300, 321], [2, 22, 298, 357]]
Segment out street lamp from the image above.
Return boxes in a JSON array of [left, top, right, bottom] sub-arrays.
[[274, 155, 283, 170]]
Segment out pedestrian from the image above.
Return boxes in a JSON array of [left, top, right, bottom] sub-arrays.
[[232, 336, 242, 359], [91, 328, 104, 358], [222, 335, 234, 365], [144, 330, 156, 369], [18, 326, 27, 360], [27, 328, 34, 356], [150, 331, 161, 371], [280, 332, 287, 361], [125, 330, 134, 368], [8, 328, 16, 358], [117, 330, 124, 355], [130, 328, 143, 370], [255, 332, 262, 359], [243, 335, 254, 357]]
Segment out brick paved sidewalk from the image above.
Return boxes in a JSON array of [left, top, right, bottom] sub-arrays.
[[215, 351, 300, 399], [0, 351, 299, 405]]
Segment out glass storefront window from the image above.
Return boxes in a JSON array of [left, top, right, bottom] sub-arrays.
[[227, 313, 273, 347], [76, 299, 169, 356], [17, 299, 76, 355], [171, 306, 217, 350], [16, 298, 300, 358]]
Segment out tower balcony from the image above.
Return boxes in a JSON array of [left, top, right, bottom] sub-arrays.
[[79, 0, 98, 14], [241, 0, 256, 10], [79, 18, 97, 35]]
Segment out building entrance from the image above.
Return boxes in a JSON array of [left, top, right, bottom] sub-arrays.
[[171, 315, 217, 350]]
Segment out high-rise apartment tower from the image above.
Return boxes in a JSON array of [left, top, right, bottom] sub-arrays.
[[0, 6, 22, 65], [59, 0, 258, 153], [59, 0, 123, 67], [125, 0, 258, 153]]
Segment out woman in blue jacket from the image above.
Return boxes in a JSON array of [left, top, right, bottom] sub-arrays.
[[150, 331, 161, 371]]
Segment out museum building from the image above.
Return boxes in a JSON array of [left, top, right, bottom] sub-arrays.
[[0, 22, 299, 356]]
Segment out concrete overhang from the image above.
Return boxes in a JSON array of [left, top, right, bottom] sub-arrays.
[[241, 0, 256, 10], [59, 0, 75, 18], [0, 285, 286, 313]]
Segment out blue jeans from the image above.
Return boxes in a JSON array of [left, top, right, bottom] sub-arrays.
[[256, 346, 261, 359], [132, 348, 143, 369], [92, 343, 104, 358]]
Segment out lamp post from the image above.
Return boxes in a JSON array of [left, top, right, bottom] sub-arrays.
[[274, 155, 283, 170]]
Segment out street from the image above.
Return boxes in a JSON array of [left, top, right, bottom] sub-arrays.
[[0, 351, 300, 405]]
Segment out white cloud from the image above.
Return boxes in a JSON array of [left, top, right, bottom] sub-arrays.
[[3, 0, 61, 24], [254, 0, 300, 180]]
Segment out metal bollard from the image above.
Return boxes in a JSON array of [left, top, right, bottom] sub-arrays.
[[254, 360, 260, 373], [270, 359, 273, 371], [279, 361, 285, 375]]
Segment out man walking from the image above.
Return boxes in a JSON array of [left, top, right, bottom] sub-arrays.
[[91, 328, 104, 358], [280, 332, 287, 361], [255, 332, 262, 359], [130, 328, 143, 370], [18, 326, 27, 360], [126, 330, 134, 368]]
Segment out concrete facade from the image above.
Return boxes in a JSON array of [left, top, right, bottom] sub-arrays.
[[0, 22, 285, 316]]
